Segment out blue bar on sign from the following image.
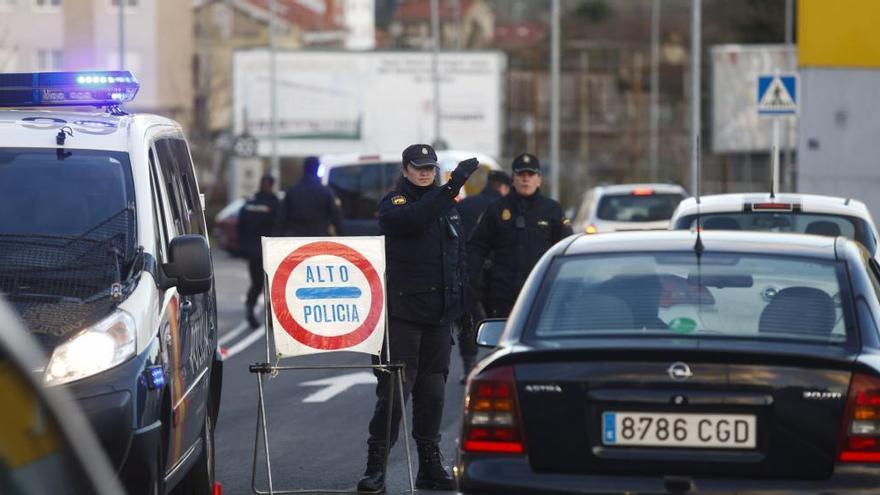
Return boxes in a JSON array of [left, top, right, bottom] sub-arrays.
[[603, 412, 616, 444], [295, 287, 362, 300]]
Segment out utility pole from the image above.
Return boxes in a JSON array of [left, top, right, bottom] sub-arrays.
[[550, 0, 561, 201], [689, 0, 701, 195], [268, 0, 280, 182], [118, 0, 125, 69], [784, 0, 794, 191], [431, 0, 442, 146], [649, 0, 660, 182]]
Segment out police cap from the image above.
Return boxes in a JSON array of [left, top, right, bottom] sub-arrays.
[[511, 153, 541, 174], [487, 170, 512, 186], [402, 144, 439, 168]]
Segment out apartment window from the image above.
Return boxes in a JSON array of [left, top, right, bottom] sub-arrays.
[[34, 0, 61, 8], [109, 0, 138, 7], [37, 49, 63, 70], [0, 0, 17, 12]]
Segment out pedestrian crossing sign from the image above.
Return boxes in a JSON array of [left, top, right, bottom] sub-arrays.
[[757, 74, 798, 115]]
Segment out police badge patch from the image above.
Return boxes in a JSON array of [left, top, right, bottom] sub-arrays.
[[501, 209, 512, 221], [392, 195, 407, 205]]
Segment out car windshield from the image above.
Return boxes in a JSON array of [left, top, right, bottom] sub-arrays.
[[597, 193, 684, 222], [677, 212, 876, 253], [527, 252, 853, 346]]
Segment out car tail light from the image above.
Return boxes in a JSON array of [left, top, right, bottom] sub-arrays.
[[839, 373, 880, 462], [462, 366, 526, 454], [631, 188, 655, 196], [750, 202, 794, 211]]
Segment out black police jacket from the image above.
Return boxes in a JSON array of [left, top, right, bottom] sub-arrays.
[[237, 191, 280, 259], [378, 178, 467, 325], [457, 187, 503, 238], [468, 189, 573, 309], [278, 175, 343, 236]]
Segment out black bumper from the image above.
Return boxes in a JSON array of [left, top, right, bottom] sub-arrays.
[[458, 456, 880, 494]]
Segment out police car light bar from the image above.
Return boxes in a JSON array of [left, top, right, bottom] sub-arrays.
[[0, 71, 139, 107]]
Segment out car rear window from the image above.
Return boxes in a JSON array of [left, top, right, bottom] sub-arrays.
[[676, 212, 876, 253], [327, 162, 399, 220], [597, 193, 684, 222], [527, 252, 853, 345]]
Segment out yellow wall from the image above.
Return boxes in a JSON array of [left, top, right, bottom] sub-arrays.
[[798, 0, 880, 68]]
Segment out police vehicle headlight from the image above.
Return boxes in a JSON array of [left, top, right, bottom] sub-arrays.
[[45, 310, 136, 386]]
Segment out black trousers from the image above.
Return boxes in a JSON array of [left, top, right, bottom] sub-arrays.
[[367, 317, 452, 448], [457, 314, 478, 363], [246, 256, 264, 307]]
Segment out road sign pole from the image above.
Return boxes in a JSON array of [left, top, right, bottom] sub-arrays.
[[772, 117, 780, 196]]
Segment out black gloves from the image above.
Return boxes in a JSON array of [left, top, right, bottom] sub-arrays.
[[448, 157, 480, 193]]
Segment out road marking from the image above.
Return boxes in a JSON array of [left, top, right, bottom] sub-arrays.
[[222, 327, 265, 359], [218, 320, 249, 346], [300, 372, 377, 403]]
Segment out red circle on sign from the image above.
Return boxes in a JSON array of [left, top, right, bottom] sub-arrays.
[[270, 241, 383, 350]]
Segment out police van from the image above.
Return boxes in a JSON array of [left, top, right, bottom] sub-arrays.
[[0, 71, 222, 494]]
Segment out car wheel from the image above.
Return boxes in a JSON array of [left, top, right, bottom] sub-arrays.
[[171, 412, 214, 495]]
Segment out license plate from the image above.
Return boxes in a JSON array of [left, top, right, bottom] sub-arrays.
[[602, 412, 756, 449]]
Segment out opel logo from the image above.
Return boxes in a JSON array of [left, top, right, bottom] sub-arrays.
[[667, 362, 693, 381]]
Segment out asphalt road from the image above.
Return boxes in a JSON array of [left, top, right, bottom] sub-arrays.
[[212, 249, 474, 495]]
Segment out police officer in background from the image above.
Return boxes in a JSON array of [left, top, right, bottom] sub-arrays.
[[468, 153, 573, 318], [357, 144, 479, 493], [277, 156, 343, 236], [455, 170, 511, 382], [237, 174, 280, 328]]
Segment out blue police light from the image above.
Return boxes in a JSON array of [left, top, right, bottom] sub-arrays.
[[0, 71, 139, 107], [145, 365, 166, 390]]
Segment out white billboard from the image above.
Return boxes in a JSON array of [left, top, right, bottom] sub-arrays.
[[711, 45, 797, 153], [233, 50, 506, 157]]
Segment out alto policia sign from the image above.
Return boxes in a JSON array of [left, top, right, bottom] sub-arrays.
[[262, 237, 386, 358]]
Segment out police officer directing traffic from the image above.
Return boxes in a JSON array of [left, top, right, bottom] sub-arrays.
[[468, 153, 573, 318], [357, 144, 478, 493], [277, 156, 344, 236], [237, 174, 280, 328]]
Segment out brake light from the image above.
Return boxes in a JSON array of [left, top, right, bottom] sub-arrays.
[[750, 202, 794, 211], [839, 373, 880, 462], [631, 188, 655, 196], [462, 366, 525, 454]]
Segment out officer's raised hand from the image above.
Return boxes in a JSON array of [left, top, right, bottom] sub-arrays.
[[447, 157, 480, 194]]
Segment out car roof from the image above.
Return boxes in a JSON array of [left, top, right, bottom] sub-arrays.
[[674, 193, 871, 218], [590, 182, 689, 196], [0, 108, 180, 152], [562, 230, 841, 260]]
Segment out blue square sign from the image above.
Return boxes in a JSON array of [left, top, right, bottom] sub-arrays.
[[757, 74, 798, 115]]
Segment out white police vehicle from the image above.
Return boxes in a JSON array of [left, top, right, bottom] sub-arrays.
[[0, 71, 221, 494], [572, 183, 688, 234], [670, 193, 880, 255]]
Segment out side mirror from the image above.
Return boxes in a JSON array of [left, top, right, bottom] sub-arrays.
[[162, 235, 213, 295], [476, 318, 506, 348]]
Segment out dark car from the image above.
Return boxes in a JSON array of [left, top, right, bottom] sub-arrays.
[[458, 230, 880, 494]]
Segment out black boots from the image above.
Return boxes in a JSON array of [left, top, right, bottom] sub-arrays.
[[415, 442, 455, 490], [357, 444, 387, 493], [245, 303, 259, 328]]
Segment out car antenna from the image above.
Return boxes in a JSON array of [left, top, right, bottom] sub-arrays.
[[56, 126, 73, 160], [694, 134, 704, 257]]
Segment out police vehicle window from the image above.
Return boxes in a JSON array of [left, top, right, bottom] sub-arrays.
[[153, 139, 188, 234], [168, 138, 205, 236], [328, 162, 399, 220], [148, 151, 170, 260], [527, 252, 853, 347], [596, 193, 684, 222], [690, 213, 860, 241]]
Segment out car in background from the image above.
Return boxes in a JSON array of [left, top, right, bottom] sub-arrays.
[[572, 183, 688, 234], [670, 193, 879, 255], [458, 229, 880, 493], [0, 301, 126, 495], [212, 197, 245, 256]]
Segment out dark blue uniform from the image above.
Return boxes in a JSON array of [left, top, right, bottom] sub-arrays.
[[458, 187, 503, 238], [237, 190, 280, 326], [468, 189, 573, 317], [359, 145, 476, 493], [278, 175, 343, 236]]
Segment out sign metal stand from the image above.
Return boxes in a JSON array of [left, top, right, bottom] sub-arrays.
[[248, 251, 414, 494]]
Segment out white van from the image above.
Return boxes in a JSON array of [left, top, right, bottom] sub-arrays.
[[318, 150, 501, 235], [0, 71, 221, 495]]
